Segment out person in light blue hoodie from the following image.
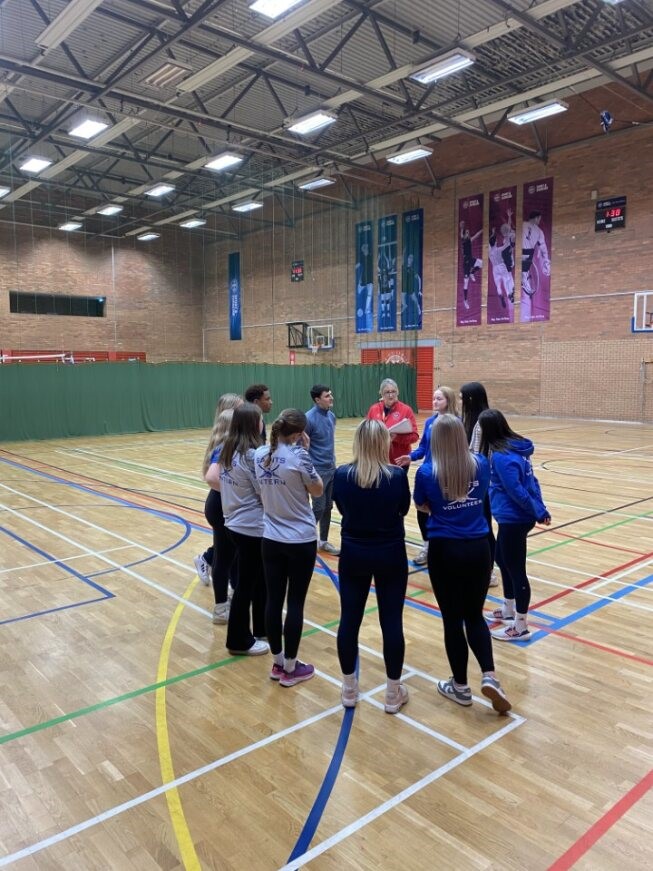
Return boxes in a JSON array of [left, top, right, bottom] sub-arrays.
[[478, 409, 551, 642]]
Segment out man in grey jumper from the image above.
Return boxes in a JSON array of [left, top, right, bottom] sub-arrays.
[[305, 384, 339, 555]]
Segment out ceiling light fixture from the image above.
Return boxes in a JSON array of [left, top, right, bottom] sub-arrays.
[[68, 118, 109, 139], [20, 157, 53, 174], [250, 0, 305, 18], [508, 100, 568, 125], [179, 218, 207, 228], [387, 146, 433, 165], [232, 201, 263, 213], [137, 232, 160, 241], [409, 49, 476, 85], [145, 183, 175, 197], [35, 0, 104, 51], [143, 61, 192, 89], [298, 177, 335, 191], [205, 153, 243, 172], [601, 0, 626, 5], [286, 111, 336, 136], [0, 186, 10, 198], [97, 204, 123, 216], [59, 221, 83, 232]]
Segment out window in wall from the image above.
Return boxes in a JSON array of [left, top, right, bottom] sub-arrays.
[[9, 292, 106, 317]]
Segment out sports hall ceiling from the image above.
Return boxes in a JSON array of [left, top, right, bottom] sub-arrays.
[[0, 0, 652, 239]]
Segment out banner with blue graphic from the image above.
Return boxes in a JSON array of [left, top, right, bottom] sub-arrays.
[[377, 214, 397, 332], [355, 221, 374, 333], [401, 208, 423, 331], [228, 251, 241, 340]]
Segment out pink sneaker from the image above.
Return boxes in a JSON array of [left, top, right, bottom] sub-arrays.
[[270, 663, 284, 681], [279, 661, 315, 687]]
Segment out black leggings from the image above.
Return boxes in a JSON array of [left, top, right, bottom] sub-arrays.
[[483, 495, 496, 566], [427, 536, 494, 686], [494, 521, 535, 614], [262, 538, 317, 659], [417, 509, 428, 542], [225, 530, 266, 651], [204, 489, 237, 604], [337, 541, 407, 680]]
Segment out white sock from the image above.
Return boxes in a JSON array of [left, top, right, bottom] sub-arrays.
[[453, 679, 470, 690], [515, 612, 528, 629], [284, 657, 297, 673], [273, 652, 284, 667], [343, 672, 357, 687], [387, 677, 401, 693], [504, 598, 516, 616]]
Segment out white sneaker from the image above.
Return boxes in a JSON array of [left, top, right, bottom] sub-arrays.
[[488, 568, 500, 588], [228, 639, 269, 656], [384, 684, 409, 714], [413, 544, 428, 566], [341, 679, 359, 708], [193, 554, 211, 586], [319, 541, 340, 556], [212, 602, 229, 625]]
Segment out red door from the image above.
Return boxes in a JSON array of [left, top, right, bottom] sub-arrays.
[[360, 346, 433, 410]]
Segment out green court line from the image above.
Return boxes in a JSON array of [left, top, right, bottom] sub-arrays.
[[528, 509, 652, 556], [0, 615, 347, 748]]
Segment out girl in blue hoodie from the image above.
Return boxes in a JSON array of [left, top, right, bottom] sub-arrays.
[[478, 410, 551, 642]]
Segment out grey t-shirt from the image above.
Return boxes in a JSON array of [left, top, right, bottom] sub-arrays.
[[220, 448, 264, 537], [254, 443, 320, 543]]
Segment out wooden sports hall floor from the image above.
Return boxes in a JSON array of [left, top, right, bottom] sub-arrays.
[[0, 416, 651, 870]]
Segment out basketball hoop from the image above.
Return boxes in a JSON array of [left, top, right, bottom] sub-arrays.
[[309, 337, 324, 356]]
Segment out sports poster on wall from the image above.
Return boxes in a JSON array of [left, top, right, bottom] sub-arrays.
[[456, 194, 484, 326], [401, 208, 423, 331], [520, 177, 553, 323], [377, 214, 397, 332], [228, 251, 242, 340], [487, 186, 517, 324], [355, 221, 374, 333]]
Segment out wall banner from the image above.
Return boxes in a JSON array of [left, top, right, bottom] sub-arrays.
[[355, 221, 374, 333], [377, 214, 397, 332], [401, 208, 423, 331], [487, 186, 517, 324], [456, 194, 484, 327], [520, 177, 554, 323], [228, 251, 242, 340]]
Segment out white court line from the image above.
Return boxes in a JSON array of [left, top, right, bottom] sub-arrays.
[[543, 498, 653, 522], [54, 449, 206, 493], [534, 443, 653, 460], [60, 447, 203, 486], [528, 555, 653, 590], [276, 715, 525, 871], [0, 545, 134, 575], [535, 464, 652, 485]]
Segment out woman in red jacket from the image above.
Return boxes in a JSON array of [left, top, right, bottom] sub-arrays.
[[367, 378, 418, 466]]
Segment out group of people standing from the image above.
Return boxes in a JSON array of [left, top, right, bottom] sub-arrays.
[[195, 377, 549, 715]]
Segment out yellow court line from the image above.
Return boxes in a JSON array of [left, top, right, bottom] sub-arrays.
[[156, 577, 202, 871]]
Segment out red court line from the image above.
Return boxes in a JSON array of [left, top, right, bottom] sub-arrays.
[[548, 769, 653, 871], [532, 626, 653, 668], [531, 550, 653, 609], [540, 528, 645, 556]]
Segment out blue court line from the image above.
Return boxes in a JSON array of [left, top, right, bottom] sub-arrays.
[[527, 573, 653, 645], [0, 596, 109, 627]]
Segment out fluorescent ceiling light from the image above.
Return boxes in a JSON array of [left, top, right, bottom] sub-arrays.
[[387, 146, 433, 165], [205, 153, 243, 172], [68, 118, 108, 139], [59, 221, 82, 232], [298, 177, 335, 191], [286, 111, 336, 135], [250, 0, 305, 18], [97, 204, 123, 216], [0, 186, 10, 198], [145, 183, 175, 197], [508, 100, 568, 125], [179, 218, 207, 228], [232, 201, 263, 213], [36, 0, 104, 51], [143, 61, 191, 89], [20, 156, 52, 173], [410, 49, 476, 85], [137, 232, 160, 241], [601, 1, 625, 5]]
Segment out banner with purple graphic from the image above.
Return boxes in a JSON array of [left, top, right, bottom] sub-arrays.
[[377, 214, 397, 332], [520, 177, 553, 323], [457, 194, 484, 326], [355, 221, 374, 333], [487, 186, 517, 324]]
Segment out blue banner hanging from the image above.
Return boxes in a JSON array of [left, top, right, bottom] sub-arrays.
[[377, 214, 397, 332], [228, 251, 242, 341], [355, 221, 374, 333], [401, 208, 423, 331]]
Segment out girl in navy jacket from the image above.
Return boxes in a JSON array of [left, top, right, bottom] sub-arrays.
[[478, 410, 551, 642]]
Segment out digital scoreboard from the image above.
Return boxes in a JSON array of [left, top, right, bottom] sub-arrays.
[[291, 259, 305, 281], [595, 196, 626, 232]]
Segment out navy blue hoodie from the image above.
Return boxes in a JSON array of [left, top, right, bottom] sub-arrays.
[[489, 438, 549, 524]]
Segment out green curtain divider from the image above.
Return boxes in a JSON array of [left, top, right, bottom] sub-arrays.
[[1, 362, 416, 442]]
